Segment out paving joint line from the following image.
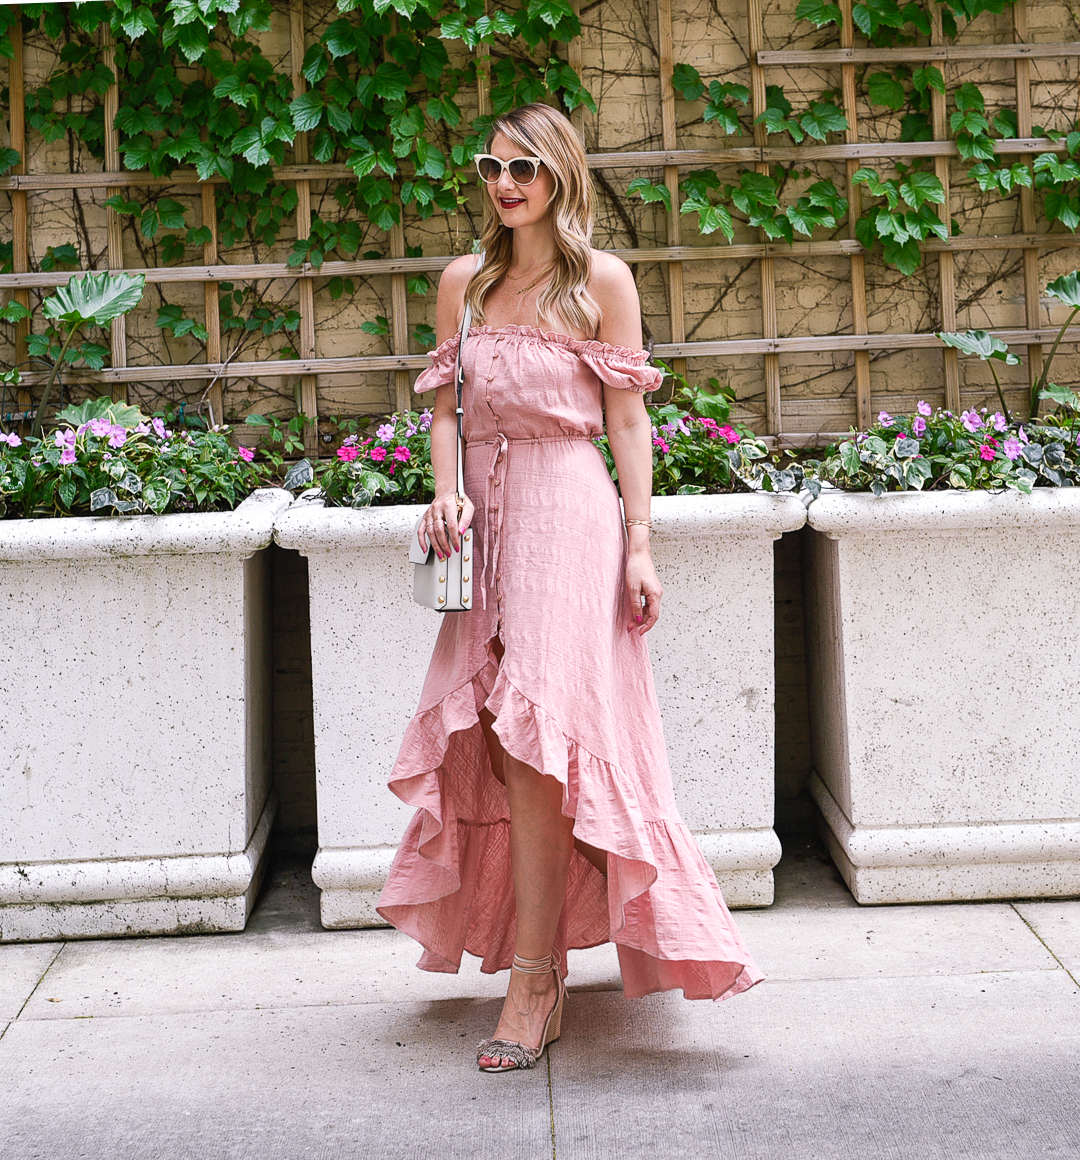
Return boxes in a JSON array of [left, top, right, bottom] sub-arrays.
[[1010, 903, 1080, 989], [546, 1051, 557, 1160], [0, 941, 67, 1041]]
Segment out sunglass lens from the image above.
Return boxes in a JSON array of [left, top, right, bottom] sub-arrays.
[[508, 158, 539, 183], [477, 157, 501, 182]]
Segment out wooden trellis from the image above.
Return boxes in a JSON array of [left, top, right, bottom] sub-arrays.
[[2, 0, 1080, 445]]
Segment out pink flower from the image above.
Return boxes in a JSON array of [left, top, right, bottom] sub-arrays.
[[151, 418, 167, 439], [991, 412, 1007, 432], [369, 446, 387, 462], [59, 447, 76, 466], [878, 411, 893, 426], [108, 427, 127, 449], [717, 425, 740, 444], [961, 410, 982, 432], [393, 445, 411, 462], [1003, 437, 1022, 460], [698, 417, 718, 428], [0, 432, 21, 447], [917, 401, 932, 417], [979, 444, 995, 461], [1018, 426, 1029, 444], [336, 446, 360, 462], [653, 437, 670, 454], [912, 417, 926, 437], [88, 418, 111, 437], [237, 446, 255, 462]]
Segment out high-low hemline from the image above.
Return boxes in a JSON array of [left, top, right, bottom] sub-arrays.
[[376, 654, 765, 1003]]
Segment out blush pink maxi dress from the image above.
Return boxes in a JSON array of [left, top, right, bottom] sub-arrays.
[[376, 321, 764, 1001]]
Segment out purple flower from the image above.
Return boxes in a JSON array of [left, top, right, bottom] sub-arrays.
[[341, 434, 358, 447], [376, 423, 395, 443], [108, 427, 127, 449], [912, 417, 926, 437], [151, 417, 167, 439], [88, 418, 112, 437], [133, 422, 150, 435], [660, 421, 679, 437], [917, 401, 932, 417], [418, 409, 433, 432], [991, 412, 1007, 432], [961, 410, 982, 432], [1003, 437, 1022, 460], [59, 447, 76, 466], [1018, 426, 1029, 444], [878, 411, 893, 427], [0, 432, 21, 447]]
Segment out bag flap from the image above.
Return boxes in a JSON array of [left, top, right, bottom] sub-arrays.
[[409, 513, 433, 565]]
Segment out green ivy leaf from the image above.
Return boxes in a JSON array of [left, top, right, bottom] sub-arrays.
[[799, 102, 848, 142], [867, 72, 906, 111], [899, 171, 944, 211], [627, 177, 672, 214], [911, 66, 945, 95], [795, 0, 842, 25]]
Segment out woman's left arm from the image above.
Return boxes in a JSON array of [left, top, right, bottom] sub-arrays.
[[593, 255, 662, 636]]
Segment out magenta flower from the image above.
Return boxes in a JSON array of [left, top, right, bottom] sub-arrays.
[[369, 446, 387, 462], [653, 437, 670, 454], [878, 411, 893, 426], [237, 446, 255, 462], [912, 417, 926, 437], [717, 425, 740, 444], [393, 445, 411, 462], [917, 401, 932, 417], [961, 410, 982, 432], [336, 446, 360, 462], [979, 444, 995, 461], [59, 447, 76, 466], [1003, 437, 1022, 460], [991, 412, 1007, 432], [698, 416, 719, 429]]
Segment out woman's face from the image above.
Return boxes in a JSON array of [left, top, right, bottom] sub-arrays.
[[484, 131, 556, 229]]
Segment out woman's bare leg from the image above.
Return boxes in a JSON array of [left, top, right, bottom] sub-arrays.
[[478, 745, 575, 1069]]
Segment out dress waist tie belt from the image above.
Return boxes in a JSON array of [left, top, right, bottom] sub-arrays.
[[468, 434, 596, 611]]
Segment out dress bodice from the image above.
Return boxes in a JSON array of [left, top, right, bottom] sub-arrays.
[[413, 324, 663, 442]]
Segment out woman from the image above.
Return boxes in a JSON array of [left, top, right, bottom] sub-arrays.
[[376, 103, 762, 1072]]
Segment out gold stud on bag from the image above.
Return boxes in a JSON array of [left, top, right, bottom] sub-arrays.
[[410, 251, 483, 612]]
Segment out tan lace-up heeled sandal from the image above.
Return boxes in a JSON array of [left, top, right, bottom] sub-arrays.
[[476, 950, 566, 1072]]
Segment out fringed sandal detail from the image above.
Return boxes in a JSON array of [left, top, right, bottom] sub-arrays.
[[476, 951, 566, 1072]]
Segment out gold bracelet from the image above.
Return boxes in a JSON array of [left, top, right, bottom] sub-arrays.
[[624, 519, 653, 529]]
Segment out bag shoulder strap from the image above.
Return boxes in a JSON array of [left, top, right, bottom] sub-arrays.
[[453, 249, 484, 500]]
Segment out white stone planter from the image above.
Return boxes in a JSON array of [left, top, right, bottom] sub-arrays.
[[275, 492, 806, 927], [0, 488, 293, 941], [805, 489, 1080, 904]]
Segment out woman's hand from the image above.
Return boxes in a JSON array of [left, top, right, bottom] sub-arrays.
[[417, 491, 475, 561], [626, 544, 662, 635]]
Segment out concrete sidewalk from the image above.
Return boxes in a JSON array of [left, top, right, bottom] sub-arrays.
[[1, 837, 1078, 1160]]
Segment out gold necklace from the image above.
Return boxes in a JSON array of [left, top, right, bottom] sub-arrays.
[[505, 264, 550, 296]]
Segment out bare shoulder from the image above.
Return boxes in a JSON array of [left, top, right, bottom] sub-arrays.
[[588, 249, 644, 349], [435, 252, 483, 339]]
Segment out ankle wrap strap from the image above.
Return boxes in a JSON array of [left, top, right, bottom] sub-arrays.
[[511, 949, 561, 974]]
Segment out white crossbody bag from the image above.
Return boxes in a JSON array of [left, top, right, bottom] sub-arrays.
[[409, 253, 483, 611]]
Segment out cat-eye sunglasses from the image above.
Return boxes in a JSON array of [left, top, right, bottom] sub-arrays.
[[474, 154, 546, 185]]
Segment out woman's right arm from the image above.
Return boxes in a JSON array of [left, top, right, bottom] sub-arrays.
[[418, 255, 478, 562]]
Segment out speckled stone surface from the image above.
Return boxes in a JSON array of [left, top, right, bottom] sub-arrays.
[[805, 490, 1080, 903], [0, 489, 293, 941], [275, 493, 805, 924]]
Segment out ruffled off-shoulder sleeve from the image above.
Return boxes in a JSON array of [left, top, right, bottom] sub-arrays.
[[413, 332, 461, 393], [574, 341, 664, 394]]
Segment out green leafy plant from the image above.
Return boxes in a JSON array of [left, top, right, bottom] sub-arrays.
[[27, 271, 147, 438], [0, 397, 264, 518], [852, 165, 947, 275], [937, 330, 1018, 422]]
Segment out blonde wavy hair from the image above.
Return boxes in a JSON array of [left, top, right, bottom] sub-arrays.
[[465, 103, 602, 339]]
